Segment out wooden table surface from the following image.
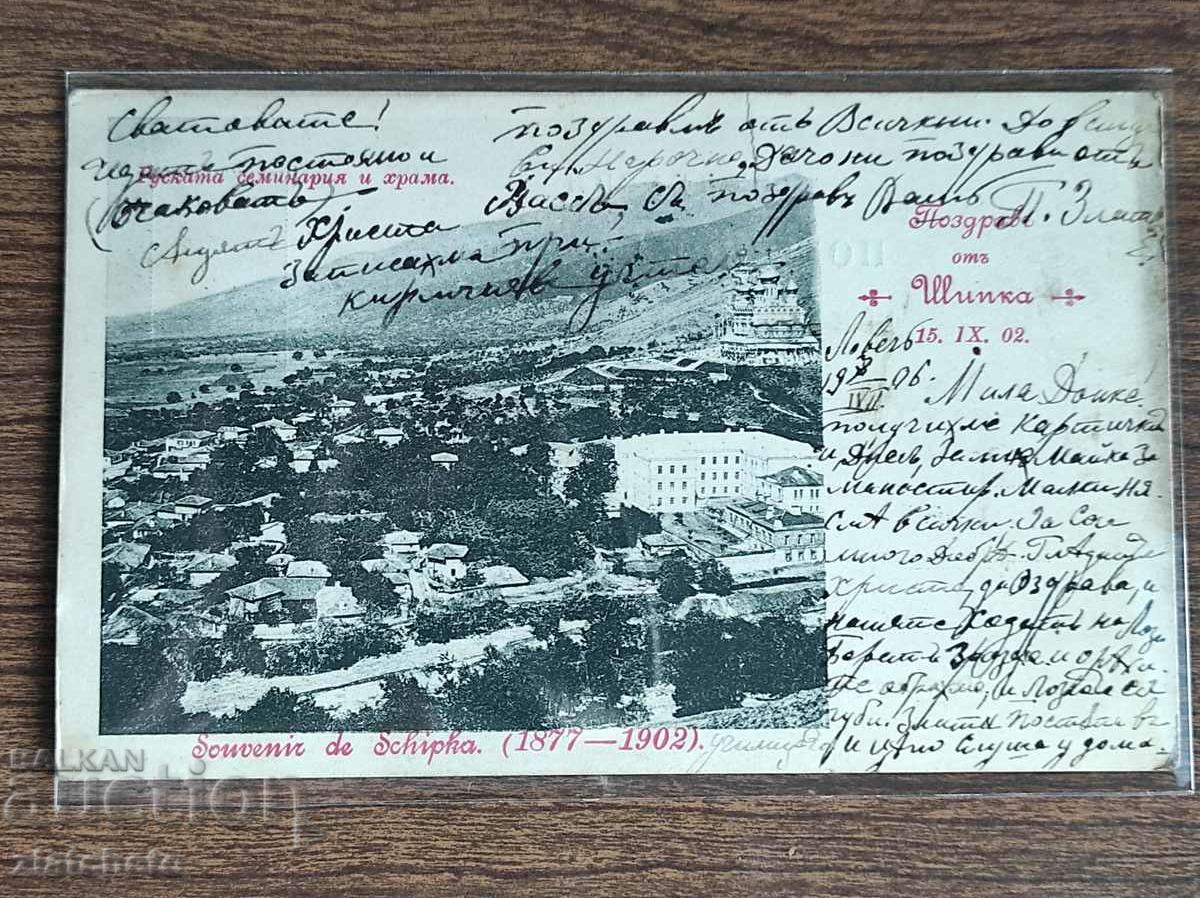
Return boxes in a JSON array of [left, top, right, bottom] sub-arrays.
[[1, 1, 1197, 895]]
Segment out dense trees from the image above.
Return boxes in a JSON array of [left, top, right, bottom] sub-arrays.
[[667, 613, 825, 717], [223, 620, 266, 674], [348, 675, 440, 731], [412, 599, 510, 644], [440, 647, 551, 731], [563, 442, 616, 525], [220, 688, 333, 733], [285, 517, 388, 572], [466, 498, 590, 579], [148, 505, 265, 554], [100, 633, 191, 734], [307, 434, 597, 579], [185, 431, 297, 505], [100, 562, 124, 615], [657, 557, 697, 604], [697, 559, 735, 596]]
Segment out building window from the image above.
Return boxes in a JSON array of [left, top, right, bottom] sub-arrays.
[[669, 482, 674, 489], [656, 498, 662, 507], [700, 487, 705, 494], [669, 465, 675, 474], [701, 472, 706, 481], [657, 482, 663, 490], [735, 471, 740, 479], [669, 497, 674, 505], [723, 456, 729, 464], [682, 465, 687, 473], [723, 472, 729, 480], [701, 456, 706, 464], [657, 465, 663, 474], [682, 481, 687, 489]]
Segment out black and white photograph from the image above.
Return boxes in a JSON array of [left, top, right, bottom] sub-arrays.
[[96, 162, 828, 737]]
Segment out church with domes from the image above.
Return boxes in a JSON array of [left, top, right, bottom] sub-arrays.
[[718, 261, 819, 366]]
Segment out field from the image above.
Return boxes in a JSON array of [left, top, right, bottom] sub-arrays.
[[104, 348, 353, 407]]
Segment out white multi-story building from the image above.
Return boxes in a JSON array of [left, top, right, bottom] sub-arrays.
[[612, 430, 818, 514]]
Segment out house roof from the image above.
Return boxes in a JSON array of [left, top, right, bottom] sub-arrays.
[[161, 451, 210, 466], [310, 511, 386, 524], [126, 586, 201, 607], [427, 543, 468, 561], [479, 564, 530, 588], [640, 532, 686, 548], [254, 418, 295, 430], [285, 560, 332, 579], [373, 427, 405, 437], [761, 465, 823, 487], [430, 452, 459, 462], [561, 365, 618, 385], [148, 588, 205, 607], [362, 557, 408, 574], [175, 494, 213, 508], [258, 521, 287, 539], [727, 498, 822, 529], [167, 430, 216, 440], [101, 604, 167, 645], [170, 609, 225, 636], [330, 399, 356, 408], [226, 579, 284, 601], [226, 577, 325, 603], [380, 529, 422, 546], [315, 585, 363, 618], [123, 501, 165, 518], [218, 492, 280, 509], [184, 552, 238, 573], [101, 541, 151, 569]]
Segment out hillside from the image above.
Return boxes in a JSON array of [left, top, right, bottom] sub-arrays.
[[107, 177, 818, 351]]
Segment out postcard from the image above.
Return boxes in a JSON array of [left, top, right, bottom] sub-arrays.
[[56, 76, 1186, 782]]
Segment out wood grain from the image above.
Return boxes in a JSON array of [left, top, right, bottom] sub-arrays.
[[0, 1, 1197, 894]]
